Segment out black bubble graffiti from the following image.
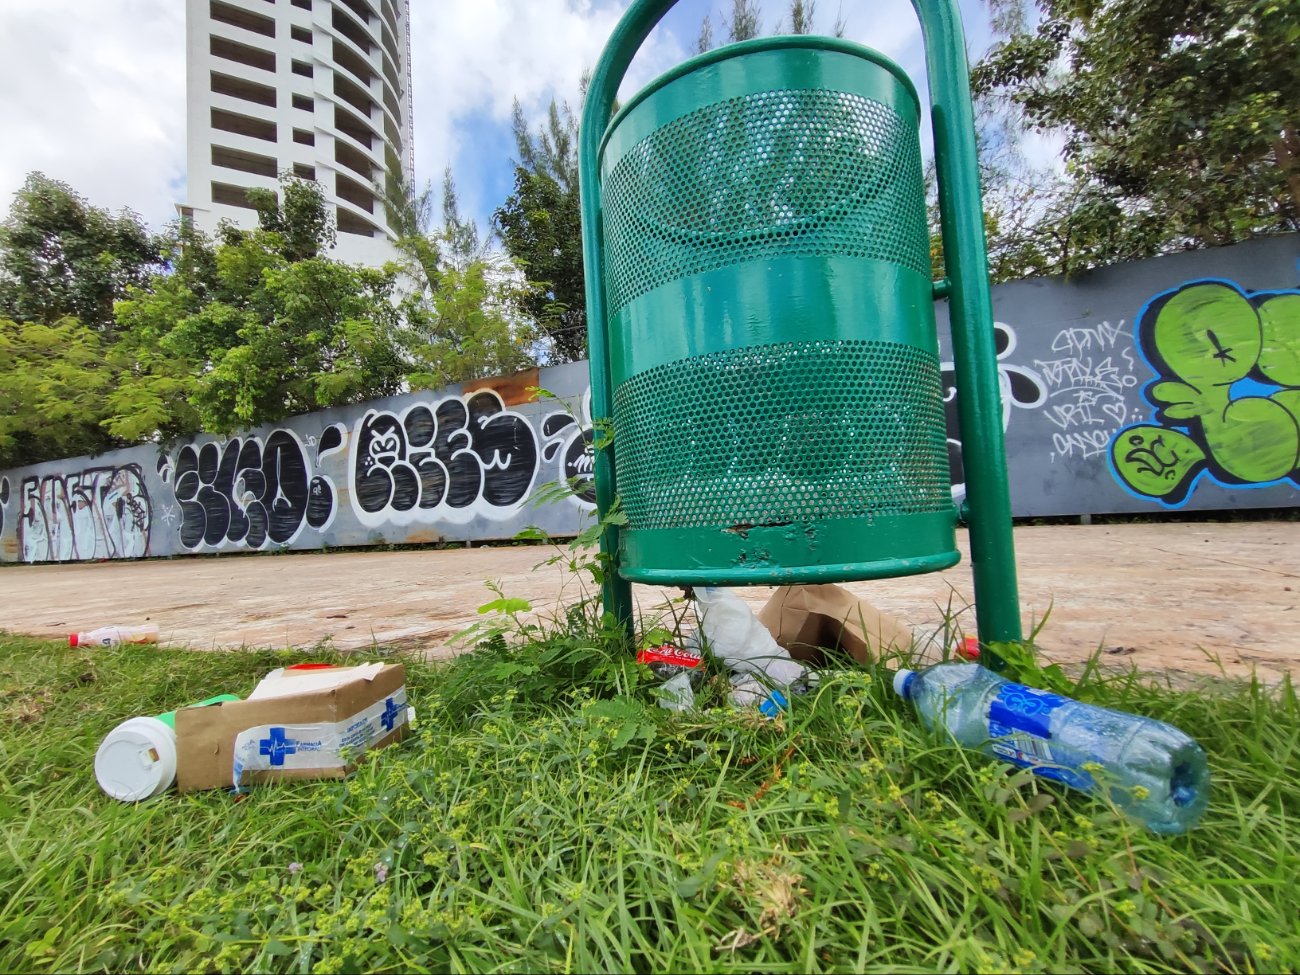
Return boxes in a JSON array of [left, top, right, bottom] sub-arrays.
[[170, 431, 335, 549], [541, 409, 596, 505], [353, 390, 539, 516]]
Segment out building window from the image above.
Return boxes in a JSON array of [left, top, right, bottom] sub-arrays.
[[332, 8, 373, 53], [336, 173, 375, 213], [211, 145, 278, 179], [293, 128, 316, 146], [209, 0, 275, 38], [291, 25, 312, 43], [333, 105, 375, 149], [211, 108, 277, 142], [339, 0, 375, 26], [337, 208, 377, 237], [210, 71, 276, 108], [291, 0, 311, 8], [291, 60, 313, 78], [210, 36, 275, 73], [333, 39, 374, 86], [292, 93, 314, 112], [211, 182, 259, 209], [334, 140, 373, 180], [293, 163, 317, 181]]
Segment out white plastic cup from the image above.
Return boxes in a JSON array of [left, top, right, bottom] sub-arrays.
[[94, 694, 239, 802], [94, 716, 178, 802]]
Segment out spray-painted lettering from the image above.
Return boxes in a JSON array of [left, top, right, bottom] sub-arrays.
[[351, 389, 540, 526], [18, 465, 151, 562]]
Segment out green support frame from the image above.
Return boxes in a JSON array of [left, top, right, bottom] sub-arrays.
[[578, 0, 1023, 666]]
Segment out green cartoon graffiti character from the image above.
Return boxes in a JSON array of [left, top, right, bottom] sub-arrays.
[[1111, 282, 1300, 505]]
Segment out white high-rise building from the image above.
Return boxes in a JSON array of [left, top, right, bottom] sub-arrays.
[[181, 0, 413, 266]]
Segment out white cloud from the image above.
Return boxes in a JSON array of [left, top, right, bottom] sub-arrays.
[[411, 0, 692, 225], [0, 0, 1007, 237], [0, 0, 186, 229]]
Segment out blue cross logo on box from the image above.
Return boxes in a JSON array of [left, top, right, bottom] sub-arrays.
[[259, 727, 298, 766], [380, 697, 402, 732]]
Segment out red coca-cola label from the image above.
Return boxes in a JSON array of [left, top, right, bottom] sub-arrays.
[[636, 644, 702, 669]]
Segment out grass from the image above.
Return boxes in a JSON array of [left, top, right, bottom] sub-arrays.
[[0, 620, 1296, 974]]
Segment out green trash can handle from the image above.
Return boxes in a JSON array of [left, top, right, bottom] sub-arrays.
[[579, 0, 1022, 667]]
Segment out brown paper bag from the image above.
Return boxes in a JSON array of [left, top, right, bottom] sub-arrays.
[[757, 584, 914, 665]]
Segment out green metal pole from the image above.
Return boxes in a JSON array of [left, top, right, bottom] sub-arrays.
[[912, 0, 1023, 665], [579, 2, 676, 634]]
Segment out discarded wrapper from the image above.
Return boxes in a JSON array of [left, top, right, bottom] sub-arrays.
[[174, 663, 408, 793], [757, 584, 915, 665]]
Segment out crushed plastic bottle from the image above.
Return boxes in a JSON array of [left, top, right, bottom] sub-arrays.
[[729, 673, 789, 718], [637, 643, 704, 712], [69, 624, 160, 648], [893, 662, 1209, 834]]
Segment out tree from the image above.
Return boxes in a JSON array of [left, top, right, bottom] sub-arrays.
[[722, 0, 762, 42], [973, 0, 1300, 273], [111, 175, 410, 437], [243, 175, 337, 262], [0, 316, 121, 469], [404, 256, 538, 391], [0, 172, 162, 331], [698, 0, 845, 50], [494, 98, 587, 363]]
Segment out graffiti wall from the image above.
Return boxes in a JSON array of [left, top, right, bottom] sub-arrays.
[[933, 233, 1298, 516], [1, 235, 1296, 563], [0, 362, 597, 564]]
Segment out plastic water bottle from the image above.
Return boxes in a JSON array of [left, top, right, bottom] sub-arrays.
[[69, 624, 160, 648], [94, 694, 240, 801], [892, 663, 1209, 834]]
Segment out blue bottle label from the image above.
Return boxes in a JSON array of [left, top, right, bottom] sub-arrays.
[[988, 683, 1094, 791]]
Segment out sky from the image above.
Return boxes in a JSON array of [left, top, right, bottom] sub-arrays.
[[0, 0, 1043, 241]]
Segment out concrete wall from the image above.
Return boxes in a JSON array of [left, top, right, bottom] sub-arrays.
[[1, 234, 1296, 564]]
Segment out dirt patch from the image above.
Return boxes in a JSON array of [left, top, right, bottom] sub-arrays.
[[1, 522, 1296, 682]]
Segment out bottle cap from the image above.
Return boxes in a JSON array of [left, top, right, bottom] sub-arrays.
[[68, 633, 80, 647], [892, 669, 916, 699]]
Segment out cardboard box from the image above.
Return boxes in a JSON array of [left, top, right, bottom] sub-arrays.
[[175, 663, 408, 793], [757, 584, 914, 665]]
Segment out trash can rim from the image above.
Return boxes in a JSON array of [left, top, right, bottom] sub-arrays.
[[599, 34, 921, 161]]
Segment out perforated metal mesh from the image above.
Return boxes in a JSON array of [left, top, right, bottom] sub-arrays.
[[601, 87, 928, 314], [612, 340, 951, 530]]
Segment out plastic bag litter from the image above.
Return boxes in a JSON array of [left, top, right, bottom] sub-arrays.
[[692, 586, 813, 689]]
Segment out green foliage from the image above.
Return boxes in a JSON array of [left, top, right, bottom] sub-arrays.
[[402, 255, 538, 392], [0, 172, 162, 331], [0, 630, 1296, 973], [974, 0, 1300, 273], [697, 0, 846, 52], [112, 187, 410, 436], [494, 99, 587, 363], [240, 175, 337, 262], [495, 165, 586, 363], [0, 317, 122, 468]]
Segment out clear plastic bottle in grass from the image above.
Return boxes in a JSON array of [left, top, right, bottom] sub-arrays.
[[893, 662, 1209, 834]]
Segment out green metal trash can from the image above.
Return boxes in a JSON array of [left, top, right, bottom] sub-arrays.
[[597, 37, 958, 586]]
